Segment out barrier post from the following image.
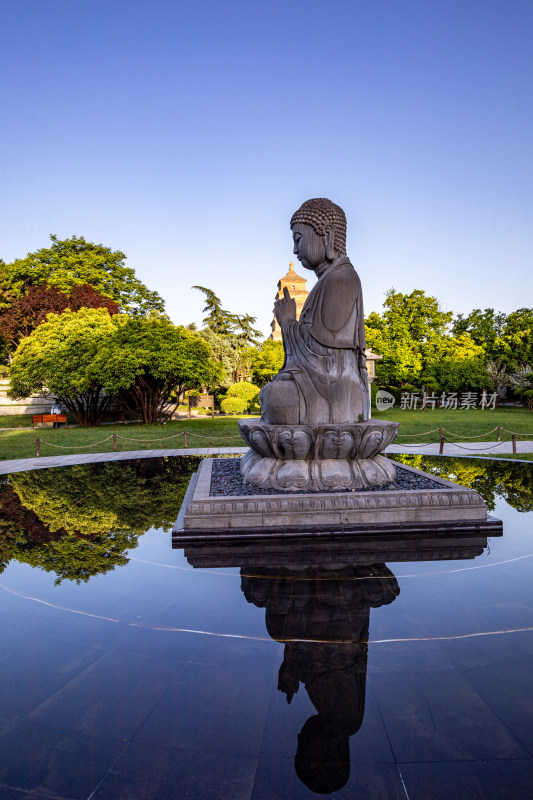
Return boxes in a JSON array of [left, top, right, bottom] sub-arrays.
[[497, 426, 501, 442], [184, 432, 188, 448], [113, 434, 117, 451], [439, 434, 444, 455], [512, 435, 517, 455], [36, 438, 40, 457]]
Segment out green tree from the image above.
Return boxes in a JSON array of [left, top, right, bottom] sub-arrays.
[[192, 285, 236, 335], [0, 260, 16, 362], [365, 307, 423, 385], [251, 340, 285, 386], [0, 259, 15, 310], [233, 344, 257, 382], [192, 286, 266, 384], [382, 289, 452, 342], [9, 307, 120, 426], [96, 315, 221, 424], [365, 290, 495, 391], [422, 333, 490, 392], [452, 308, 506, 358], [5, 234, 164, 315], [499, 308, 533, 370], [365, 289, 434, 386], [199, 328, 240, 388], [233, 314, 263, 346]]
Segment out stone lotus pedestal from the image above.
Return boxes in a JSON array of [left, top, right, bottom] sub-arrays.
[[238, 419, 399, 492]]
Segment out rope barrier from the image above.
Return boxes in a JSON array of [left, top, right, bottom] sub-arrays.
[[34, 430, 243, 448], [106, 431, 243, 443], [38, 436, 114, 449], [442, 427, 499, 439], [502, 428, 533, 437], [183, 431, 244, 440], [446, 442, 511, 452], [388, 441, 443, 448], [396, 431, 438, 437], [32, 429, 244, 456], [113, 433, 186, 443]]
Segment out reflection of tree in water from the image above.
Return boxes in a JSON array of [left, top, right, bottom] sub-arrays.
[[242, 564, 399, 794], [0, 456, 201, 582], [0, 478, 67, 574], [391, 454, 533, 512]]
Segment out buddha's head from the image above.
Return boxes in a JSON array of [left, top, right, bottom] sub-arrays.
[[290, 198, 347, 271]]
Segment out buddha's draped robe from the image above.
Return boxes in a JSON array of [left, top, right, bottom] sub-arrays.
[[261, 257, 370, 424]]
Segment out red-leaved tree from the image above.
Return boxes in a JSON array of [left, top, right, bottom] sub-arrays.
[[0, 284, 119, 351]]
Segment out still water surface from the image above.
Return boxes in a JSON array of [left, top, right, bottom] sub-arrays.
[[0, 455, 532, 799]]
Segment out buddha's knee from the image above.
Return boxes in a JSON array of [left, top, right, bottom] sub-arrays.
[[260, 377, 300, 424]]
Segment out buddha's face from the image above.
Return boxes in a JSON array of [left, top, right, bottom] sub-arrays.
[[292, 223, 328, 271]]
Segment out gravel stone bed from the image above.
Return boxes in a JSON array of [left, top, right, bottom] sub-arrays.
[[209, 457, 444, 496]]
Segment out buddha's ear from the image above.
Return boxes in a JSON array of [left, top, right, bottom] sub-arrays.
[[324, 226, 337, 260]]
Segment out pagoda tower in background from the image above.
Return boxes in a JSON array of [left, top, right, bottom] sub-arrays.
[[269, 261, 309, 341]]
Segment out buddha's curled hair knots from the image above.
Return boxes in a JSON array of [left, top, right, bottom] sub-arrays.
[[290, 198, 347, 256]]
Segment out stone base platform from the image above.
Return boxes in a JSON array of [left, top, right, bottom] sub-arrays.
[[173, 457, 498, 543]]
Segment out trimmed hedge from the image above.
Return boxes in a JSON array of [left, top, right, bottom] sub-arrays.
[[226, 381, 260, 408], [220, 397, 248, 415]]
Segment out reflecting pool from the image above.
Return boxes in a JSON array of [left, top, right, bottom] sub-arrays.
[[0, 456, 532, 799]]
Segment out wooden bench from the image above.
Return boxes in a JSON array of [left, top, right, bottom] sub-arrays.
[[32, 413, 68, 428]]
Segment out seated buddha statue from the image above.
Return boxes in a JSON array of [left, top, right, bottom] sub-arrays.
[[260, 198, 370, 425]]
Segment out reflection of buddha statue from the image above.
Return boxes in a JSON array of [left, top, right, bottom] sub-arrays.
[[181, 532, 498, 792], [260, 198, 370, 425], [241, 563, 399, 794]]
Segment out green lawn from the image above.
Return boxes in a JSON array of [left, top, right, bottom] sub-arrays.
[[0, 407, 532, 461], [0, 413, 39, 428], [0, 416, 250, 460]]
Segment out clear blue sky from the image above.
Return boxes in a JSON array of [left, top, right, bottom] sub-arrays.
[[1, 0, 531, 336]]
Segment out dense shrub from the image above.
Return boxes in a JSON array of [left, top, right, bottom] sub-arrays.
[[220, 397, 248, 415], [226, 381, 260, 409]]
